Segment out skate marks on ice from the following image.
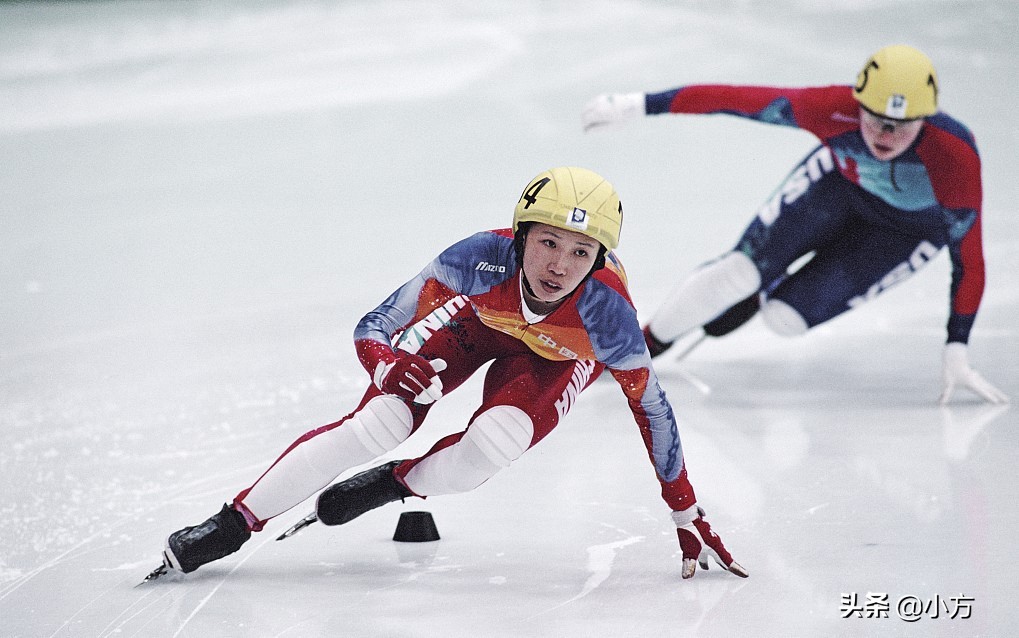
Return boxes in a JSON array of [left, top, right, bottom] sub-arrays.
[[157, 536, 278, 638], [87, 579, 186, 638], [0, 524, 128, 603], [95, 535, 277, 638], [0, 459, 278, 638], [528, 526, 645, 618]]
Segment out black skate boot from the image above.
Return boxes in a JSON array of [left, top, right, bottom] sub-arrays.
[[163, 504, 251, 574], [316, 461, 413, 526]]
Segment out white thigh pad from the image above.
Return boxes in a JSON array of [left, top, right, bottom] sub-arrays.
[[760, 298, 809, 336], [240, 394, 412, 521], [650, 251, 762, 342]]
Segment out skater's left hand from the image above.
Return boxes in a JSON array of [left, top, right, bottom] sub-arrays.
[[940, 342, 1009, 405], [374, 355, 448, 404], [673, 506, 748, 579]]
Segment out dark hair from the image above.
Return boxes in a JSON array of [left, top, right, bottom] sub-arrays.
[[514, 222, 607, 273]]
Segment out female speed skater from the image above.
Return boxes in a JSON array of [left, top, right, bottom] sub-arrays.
[[148, 166, 748, 583]]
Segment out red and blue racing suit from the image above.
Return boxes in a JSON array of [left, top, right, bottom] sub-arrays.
[[327, 228, 694, 511]]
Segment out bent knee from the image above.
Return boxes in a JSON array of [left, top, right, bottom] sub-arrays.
[[348, 394, 414, 455], [725, 251, 763, 292], [710, 251, 762, 298], [466, 405, 534, 467], [401, 406, 534, 496], [760, 298, 809, 336]]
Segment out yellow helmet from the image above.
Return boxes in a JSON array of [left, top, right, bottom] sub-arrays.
[[853, 44, 938, 120], [513, 166, 623, 250]]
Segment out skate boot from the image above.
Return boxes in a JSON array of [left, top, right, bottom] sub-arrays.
[[163, 504, 251, 574], [317, 461, 413, 526], [642, 325, 674, 359]]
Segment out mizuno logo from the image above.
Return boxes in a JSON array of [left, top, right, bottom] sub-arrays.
[[475, 261, 506, 273]]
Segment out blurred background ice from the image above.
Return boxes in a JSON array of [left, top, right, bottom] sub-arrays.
[[1, 1, 1016, 636]]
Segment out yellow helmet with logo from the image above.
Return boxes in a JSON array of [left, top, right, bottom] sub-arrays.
[[853, 44, 938, 120], [513, 166, 623, 250]]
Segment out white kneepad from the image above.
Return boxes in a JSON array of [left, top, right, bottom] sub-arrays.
[[465, 405, 534, 468], [403, 405, 534, 495], [717, 251, 763, 296], [346, 394, 415, 456], [760, 298, 808, 336]]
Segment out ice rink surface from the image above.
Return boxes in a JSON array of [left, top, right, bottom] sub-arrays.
[[2, 1, 1017, 636]]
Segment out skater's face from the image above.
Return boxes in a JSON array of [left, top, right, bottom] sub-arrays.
[[859, 107, 923, 161], [520, 223, 600, 314]]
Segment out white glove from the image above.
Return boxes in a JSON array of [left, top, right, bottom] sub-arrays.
[[939, 342, 1008, 405], [373, 356, 448, 404], [581, 92, 646, 132]]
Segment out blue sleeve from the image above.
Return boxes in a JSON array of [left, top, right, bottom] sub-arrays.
[[354, 231, 516, 343], [578, 281, 684, 482]]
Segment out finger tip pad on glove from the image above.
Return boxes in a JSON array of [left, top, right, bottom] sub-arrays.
[[681, 558, 749, 580]]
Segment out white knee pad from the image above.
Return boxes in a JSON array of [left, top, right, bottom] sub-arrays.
[[240, 394, 412, 521], [650, 251, 762, 342], [760, 298, 809, 336], [466, 405, 534, 467], [346, 394, 415, 455], [403, 405, 534, 496]]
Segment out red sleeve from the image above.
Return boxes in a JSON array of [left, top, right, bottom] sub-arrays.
[[955, 215, 985, 315], [917, 127, 982, 211], [916, 127, 985, 316], [656, 84, 859, 140]]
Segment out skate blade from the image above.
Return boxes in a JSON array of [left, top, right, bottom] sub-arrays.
[[276, 511, 318, 541], [676, 368, 712, 395], [136, 563, 170, 587], [672, 331, 707, 362]]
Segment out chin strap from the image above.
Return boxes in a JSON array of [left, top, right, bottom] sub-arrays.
[[520, 272, 538, 298]]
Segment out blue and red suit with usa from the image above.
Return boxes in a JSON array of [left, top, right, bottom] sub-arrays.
[[646, 84, 984, 343]]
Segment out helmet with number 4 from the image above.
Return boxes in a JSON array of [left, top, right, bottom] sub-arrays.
[[853, 44, 938, 120], [513, 166, 623, 250]]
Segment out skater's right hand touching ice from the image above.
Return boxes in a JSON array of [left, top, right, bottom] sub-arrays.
[[373, 355, 448, 404], [673, 505, 748, 580]]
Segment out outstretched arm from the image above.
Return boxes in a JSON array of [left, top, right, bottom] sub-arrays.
[[609, 365, 748, 579], [583, 84, 853, 135]]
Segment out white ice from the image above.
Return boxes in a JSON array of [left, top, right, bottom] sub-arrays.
[[1, 1, 1017, 637]]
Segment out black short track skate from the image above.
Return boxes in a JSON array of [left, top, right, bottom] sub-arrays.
[[277, 460, 412, 541], [141, 503, 251, 583]]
